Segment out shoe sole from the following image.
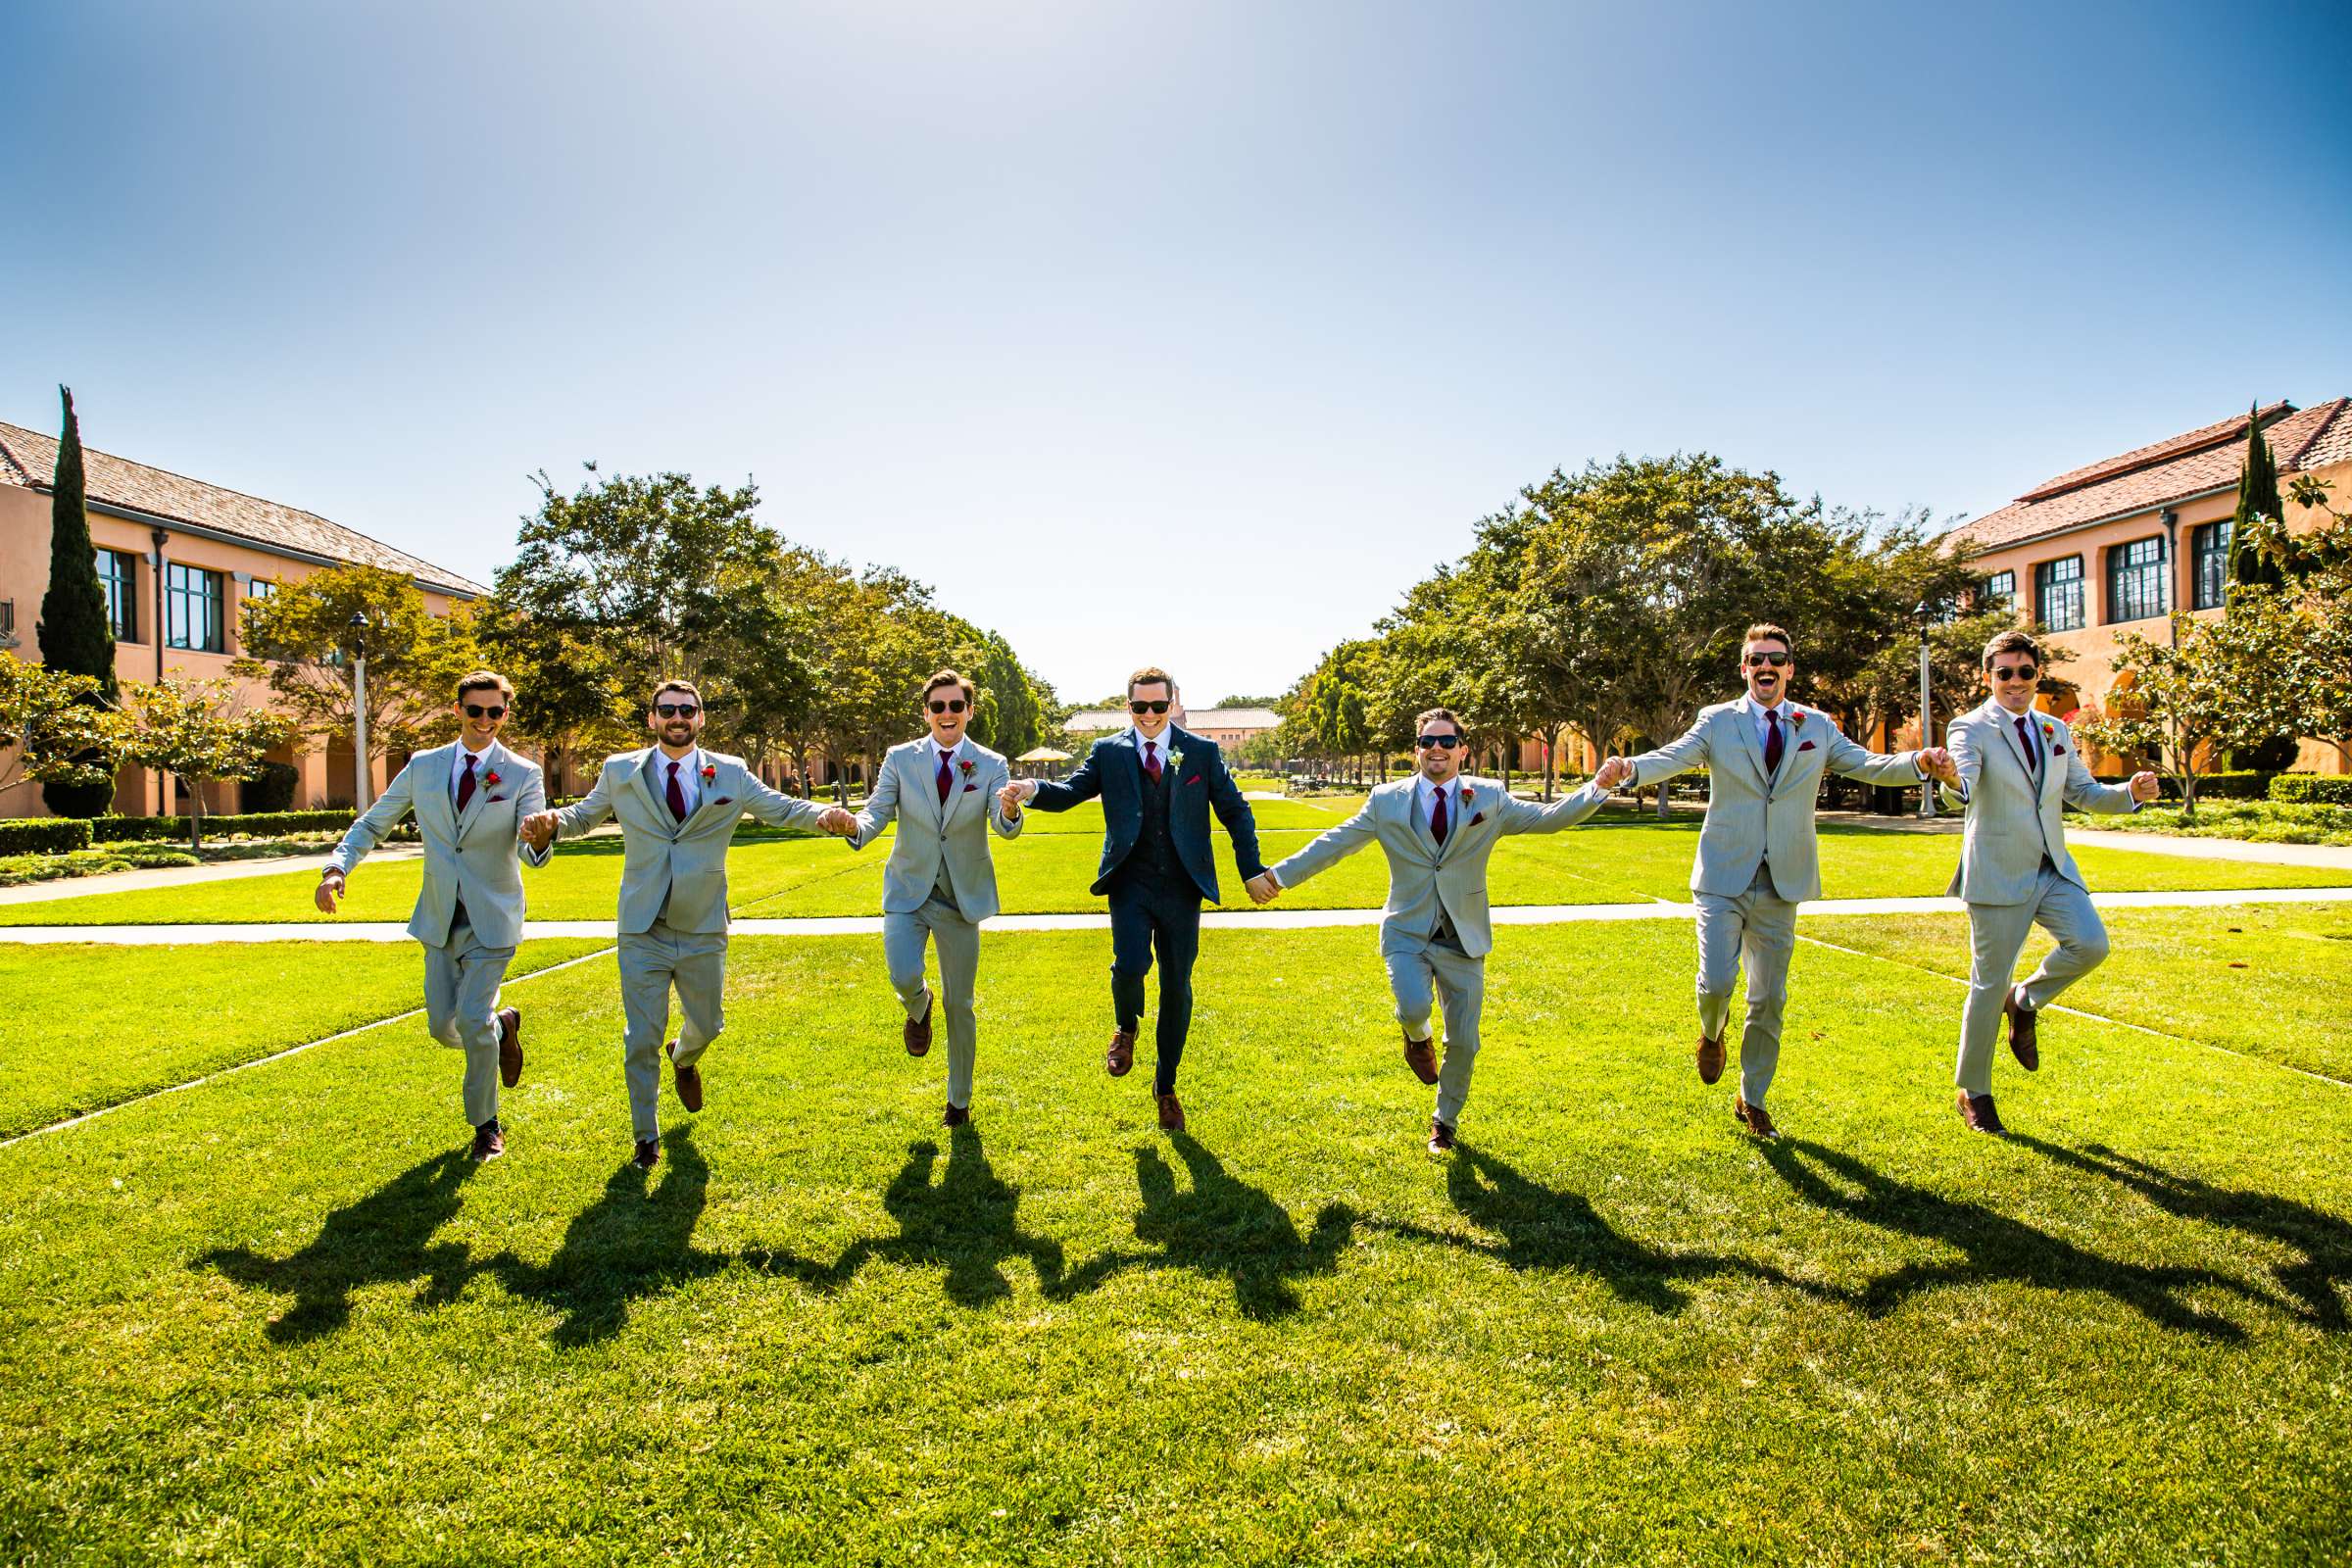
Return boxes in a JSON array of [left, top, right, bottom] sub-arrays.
[[499, 1009, 523, 1089]]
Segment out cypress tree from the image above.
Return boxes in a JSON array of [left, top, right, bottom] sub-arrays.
[[2229, 401, 2286, 591], [35, 386, 121, 816]]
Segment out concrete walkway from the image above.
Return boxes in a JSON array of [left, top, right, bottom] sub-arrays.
[[0, 844, 423, 906], [3, 884, 2344, 944]]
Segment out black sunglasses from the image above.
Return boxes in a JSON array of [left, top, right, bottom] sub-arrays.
[[1744, 652, 1790, 668], [655, 702, 700, 718], [1991, 664, 2038, 681], [1417, 734, 1463, 750], [1130, 700, 1171, 715], [928, 698, 967, 714], [462, 703, 507, 720]]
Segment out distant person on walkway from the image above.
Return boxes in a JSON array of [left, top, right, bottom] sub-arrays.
[[1255, 709, 1623, 1153], [1934, 628, 2156, 1135], [317, 670, 550, 1163], [1606, 623, 1944, 1139], [520, 679, 854, 1170], [845, 668, 1025, 1128], [998, 665, 1269, 1133]]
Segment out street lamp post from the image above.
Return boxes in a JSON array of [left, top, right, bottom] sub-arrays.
[[348, 612, 370, 813], [1915, 599, 1936, 820]]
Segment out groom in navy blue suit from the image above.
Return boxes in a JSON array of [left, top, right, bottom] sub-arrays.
[[1002, 666, 1269, 1133]]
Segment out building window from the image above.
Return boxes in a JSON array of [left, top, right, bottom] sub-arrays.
[[2034, 555, 2084, 631], [96, 548, 138, 641], [2105, 536, 2168, 624], [2192, 522, 2230, 610], [245, 577, 275, 601], [1984, 570, 2015, 612], [165, 563, 224, 653]]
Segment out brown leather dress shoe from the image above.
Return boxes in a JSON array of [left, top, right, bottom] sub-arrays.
[[469, 1119, 505, 1162], [497, 1007, 523, 1088], [1106, 1027, 1137, 1078], [1733, 1094, 1779, 1139], [2003, 989, 2040, 1071], [1956, 1090, 2006, 1135], [633, 1138, 661, 1170], [906, 993, 933, 1057], [1401, 1029, 1441, 1086], [1695, 1033, 1726, 1085], [1156, 1092, 1185, 1132], [1427, 1117, 1457, 1154], [943, 1102, 970, 1128], [665, 1039, 703, 1112]]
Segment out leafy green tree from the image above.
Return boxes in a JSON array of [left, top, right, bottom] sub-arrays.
[[35, 386, 119, 816], [2076, 598, 2302, 817], [119, 675, 294, 847], [234, 564, 479, 764], [0, 653, 126, 797], [2230, 405, 2287, 590]]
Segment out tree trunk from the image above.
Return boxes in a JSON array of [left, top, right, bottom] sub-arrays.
[[187, 784, 205, 850]]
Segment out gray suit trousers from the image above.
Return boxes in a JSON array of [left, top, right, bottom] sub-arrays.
[[1957, 864, 2110, 1096], [1693, 860, 1799, 1108], [422, 922, 514, 1128], [885, 884, 983, 1110], [618, 918, 729, 1142], [1385, 933, 1486, 1127]]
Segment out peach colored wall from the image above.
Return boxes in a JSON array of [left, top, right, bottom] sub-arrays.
[[0, 483, 472, 817], [1963, 455, 2352, 775]]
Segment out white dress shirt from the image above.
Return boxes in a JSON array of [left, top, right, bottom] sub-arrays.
[[451, 740, 501, 802], [655, 745, 705, 813], [925, 736, 966, 794], [1418, 772, 1462, 835], [1737, 694, 1795, 758], [1128, 726, 1176, 771]]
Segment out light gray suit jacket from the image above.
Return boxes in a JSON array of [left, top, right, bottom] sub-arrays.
[[1628, 700, 1923, 903], [1939, 700, 2138, 904], [1269, 775, 1610, 958], [848, 739, 1024, 921], [327, 740, 550, 949], [553, 748, 830, 935]]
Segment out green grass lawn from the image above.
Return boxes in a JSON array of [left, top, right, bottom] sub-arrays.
[[1800, 901, 2352, 1083], [0, 940, 611, 1140], [4, 917, 2349, 1560], [5, 809, 2347, 928]]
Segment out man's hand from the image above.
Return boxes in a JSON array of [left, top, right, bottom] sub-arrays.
[[519, 811, 557, 853], [997, 780, 1036, 816], [1593, 757, 1632, 791], [1245, 871, 1281, 906], [818, 807, 857, 836], [1918, 747, 1958, 784], [315, 870, 344, 915], [2129, 770, 2161, 804]]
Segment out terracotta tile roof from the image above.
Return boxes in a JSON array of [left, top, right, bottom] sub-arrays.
[[0, 420, 486, 598], [1942, 398, 2352, 555]]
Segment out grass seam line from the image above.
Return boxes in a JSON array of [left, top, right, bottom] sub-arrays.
[[1794, 930, 2352, 1092], [0, 944, 620, 1152]]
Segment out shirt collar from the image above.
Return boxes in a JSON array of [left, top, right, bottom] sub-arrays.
[[1129, 727, 1173, 755], [1740, 694, 1791, 722], [927, 735, 963, 764], [658, 745, 702, 775]]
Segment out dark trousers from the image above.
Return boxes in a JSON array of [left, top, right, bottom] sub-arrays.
[[1107, 863, 1202, 1095]]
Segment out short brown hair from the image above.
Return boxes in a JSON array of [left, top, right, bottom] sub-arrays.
[[1741, 622, 1792, 654], [1415, 707, 1463, 738], [651, 678, 703, 709], [1127, 665, 1175, 698], [1982, 628, 2042, 670], [923, 667, 974, 704], [455, 669, 513, 703]]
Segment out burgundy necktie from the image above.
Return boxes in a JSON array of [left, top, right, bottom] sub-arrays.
[[456, 753, 477, 812], [1763, 710, 1785, 775], [1431, 786, 1448, 845], [2016, 715, 2040, 781], [666, 760, 688, 822], [936, 752, 954, 805], [1144, 741, 1161, 782]]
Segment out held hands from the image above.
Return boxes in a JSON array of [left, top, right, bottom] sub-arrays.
[[1593, 757, 1633, 791], [1918, 748, 1959, 785], [817, 807, 857, 836], [518, 811, 558, 853], [314, 870, 344, 914], [1245, 871, 1282, 906], [2129, 770, 2161, 804], [996, 779, 1038, 817]]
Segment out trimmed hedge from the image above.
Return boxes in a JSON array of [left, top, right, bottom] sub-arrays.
[[0, 819, 95, 855], [89, 809, 360, 844], [2271, 774, 2352, 806], [2095, 770, 2278, 802]]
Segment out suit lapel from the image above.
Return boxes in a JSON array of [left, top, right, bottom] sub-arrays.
[[452, 743, 498, 841], [1990, 705, 2040, 794], [416, 744, 457, 839], [637, 750, 682, 839], [1404, 781, 1442, 863], [1729, 705, 1770, 790]]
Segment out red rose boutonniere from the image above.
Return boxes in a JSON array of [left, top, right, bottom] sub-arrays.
[[958, 759, 976, 779], [1458, 785, 1473, 806], [482, 769, 502, 788], [1789, 710, 1808, 729], [700, 763, 717, 782]]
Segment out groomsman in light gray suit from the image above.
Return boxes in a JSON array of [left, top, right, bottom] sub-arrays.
[[1613, 623, 1944, 1139], [847, 668, 1025, 1126], [1935, 628, 2156, 1134], [1258, 708, 1619, 1153], [318, 670, 550, 1162], [523, 679, 854, 1169]]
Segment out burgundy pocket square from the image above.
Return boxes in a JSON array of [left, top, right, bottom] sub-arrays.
[[2052, 746, 2066, 756], [714, 797, 733, 806], [1797, 740, 1817, 752], [487, 795, 506, 804], [1470, 811, 1487, 825], [963, 784, 978, 792]]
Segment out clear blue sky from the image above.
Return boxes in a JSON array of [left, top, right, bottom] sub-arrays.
[[9, 0, 2349, 707]]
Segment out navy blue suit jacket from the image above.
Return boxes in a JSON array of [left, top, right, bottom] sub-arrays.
[[1028, 726, 1264, 903]]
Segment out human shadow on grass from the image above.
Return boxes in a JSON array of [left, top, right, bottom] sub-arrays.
[[812, 1124, 1067, 1306], [1372, 1144, 1826, 1314], [198, 1150, 481, 1343], [1049, 1132, 1354, 1320], [1760, 1138, 2254, 1340], [2010, 1136, 2352, 1333]]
